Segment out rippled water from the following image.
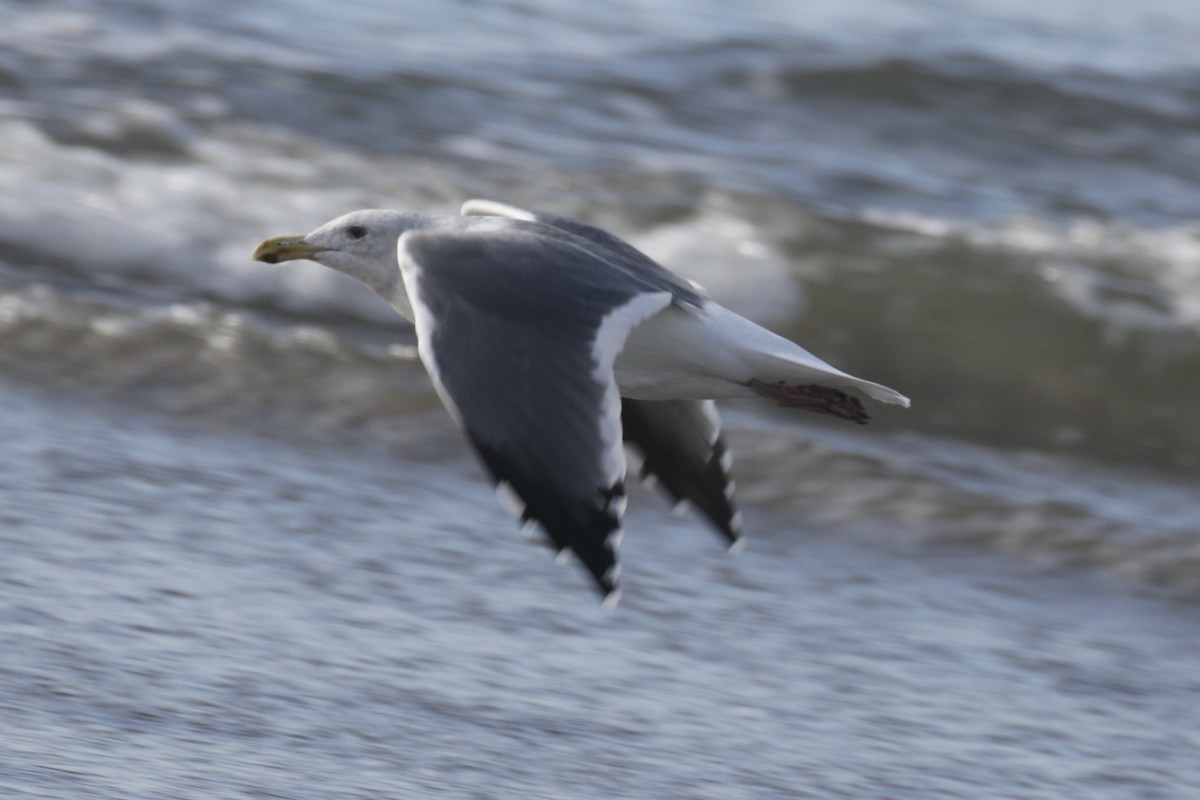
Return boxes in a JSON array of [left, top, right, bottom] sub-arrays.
[[5, 381, 1200, 799], [3, 0, 1200, 797]]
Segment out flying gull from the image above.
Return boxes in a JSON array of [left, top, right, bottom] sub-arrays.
[[253, 200, 909, 604]]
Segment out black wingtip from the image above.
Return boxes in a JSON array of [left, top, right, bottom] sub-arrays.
[[574, 546, 622, 605], [472, 434, 627, 602]]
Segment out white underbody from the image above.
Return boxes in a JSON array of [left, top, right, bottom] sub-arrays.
[[615, 301, 910, 407]]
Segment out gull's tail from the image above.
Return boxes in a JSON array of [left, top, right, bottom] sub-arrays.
[[705, 302, 912, 412]]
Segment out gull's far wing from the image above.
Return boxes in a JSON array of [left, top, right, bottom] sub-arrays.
[[622, 398, 742, 548]]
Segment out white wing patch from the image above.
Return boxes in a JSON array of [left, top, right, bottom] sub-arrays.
[[591, 292, 674, 488]]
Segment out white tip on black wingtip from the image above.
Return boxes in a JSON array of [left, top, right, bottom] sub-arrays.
[[727, 534, 748, 556], [601, 587, 623, 610], [494, 482, 526, 519], [605, 527, 625, 552]]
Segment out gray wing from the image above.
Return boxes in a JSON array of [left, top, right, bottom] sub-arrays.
[[461, 199, 705, 307], [464, 202, 744, 548], [399, 221, 673, 602], [622, 399, 743, 547]]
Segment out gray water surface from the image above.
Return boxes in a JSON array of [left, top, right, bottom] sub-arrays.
[[3, 384, 1199, 799], [4, 0, 1200, 796]]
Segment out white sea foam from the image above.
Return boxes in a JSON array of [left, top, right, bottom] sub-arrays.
[[862, 208, 1200, 335], [0, 104, 814, 328], [0, 116, 451, 323], [632, 205, 804, 322]]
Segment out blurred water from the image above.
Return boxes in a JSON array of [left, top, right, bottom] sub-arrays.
[[4, 381, 1200, 799], [2, 0, 1200, 797]]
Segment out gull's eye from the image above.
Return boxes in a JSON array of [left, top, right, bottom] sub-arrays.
[[347, 224, 367, 239]]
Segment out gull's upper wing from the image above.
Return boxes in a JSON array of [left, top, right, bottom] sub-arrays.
[[461, 199, 705, 308], [464, 202, 748, 545], [397, 219, 675, 601]]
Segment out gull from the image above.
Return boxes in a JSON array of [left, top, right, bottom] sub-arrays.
[[253, 200, 909, 604]]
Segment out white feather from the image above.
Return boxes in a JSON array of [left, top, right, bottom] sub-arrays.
[[617, 301, 910, 406], [590, 292, 674, 488], [460, 199, 537, 222]]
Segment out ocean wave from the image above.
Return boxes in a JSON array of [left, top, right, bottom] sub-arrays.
[[727, 418, 1200, 597], [3, 102, 1198, 474], [0, 286, 441, 443], [776, 208, 1200, 472], [860, 209, 1200, 334], [2, 280, 1194, 598], [7, 3, 1200, 224], [2, 0, 1197, 599], [0, 115, 458, 322]]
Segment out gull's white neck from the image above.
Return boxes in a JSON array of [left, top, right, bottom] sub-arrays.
[[384, 284, 415, 321]]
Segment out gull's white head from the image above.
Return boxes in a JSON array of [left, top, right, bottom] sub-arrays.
[[253, 209, 425, 311]]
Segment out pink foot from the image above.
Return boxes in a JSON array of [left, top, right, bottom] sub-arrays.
[[747, 380, 870, 425]]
